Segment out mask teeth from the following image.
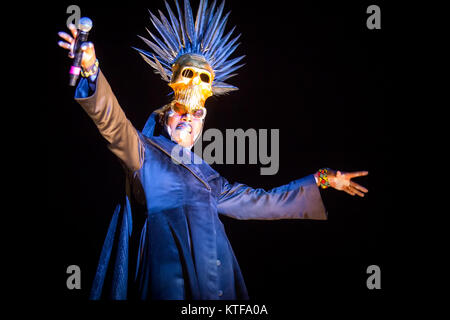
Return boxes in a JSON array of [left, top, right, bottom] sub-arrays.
[[173, 86, 204, 111]]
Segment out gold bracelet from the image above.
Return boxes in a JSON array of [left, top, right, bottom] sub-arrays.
[[81, 59, 99, 78]]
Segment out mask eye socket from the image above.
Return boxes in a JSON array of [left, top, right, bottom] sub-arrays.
[[200, 73, 210, 83], [181, 68, 194, 78]]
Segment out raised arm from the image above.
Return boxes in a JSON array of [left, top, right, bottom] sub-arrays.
[[58, 24, 144, 172]]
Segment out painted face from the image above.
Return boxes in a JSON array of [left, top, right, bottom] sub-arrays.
[[166, 104, 205, 148], [166, 54, 214, 148]]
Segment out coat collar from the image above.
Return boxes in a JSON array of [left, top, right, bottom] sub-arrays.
[[141, 111, 219, 188]]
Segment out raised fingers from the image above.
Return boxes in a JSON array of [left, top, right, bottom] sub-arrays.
[[346, 171, 369, 179], [57, 40, 71, 50], [58, 31, 74, 44], [350, 186, 364, 197], [68, 23, 78, 39], [350, 181, 368, 193], [57, 31, 75, 58], [345, 185, 366, 197], [344, 186, 356, 196]]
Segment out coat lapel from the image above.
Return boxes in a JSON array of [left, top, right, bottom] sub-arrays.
[[141, 111, 219, 189]]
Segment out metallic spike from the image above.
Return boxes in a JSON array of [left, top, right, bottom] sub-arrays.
[[154, 57, 172, 70], [208, 25, 235, 61], [153, 53, 170, 82], [134, 47, 172, 74], [195, 0, 208, 39], [202, 0, 225, 52], [212, 35, 241, 68], [174, 0, 187, 47], [216, 63, 244, 81], [164, 1, 183, 48], [199, 0, 217, 52], [200, 0, 217, 48], [184, 0, 196, 44], [158, 9, 181, 50], [144, 27, 175, 61], [204, 11, 230, 59], [149, 10, 178, 56], [212, 81, 239, 95], [134, 49, 171, 82], [138, 34, 173, 63], [158, 9, 176, 36], [137, 50, 158, 69], [215, 55, 245, 73], [205, 0, 217, 27], [218, 73, 237, 81]]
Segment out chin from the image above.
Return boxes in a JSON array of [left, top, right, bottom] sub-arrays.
[[175, 136, 194, 148], [179, 141, 193, 148]]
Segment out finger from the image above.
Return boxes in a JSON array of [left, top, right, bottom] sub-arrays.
[[344, 186, 355, 196], [81, 42, 94, 51], [58, 31, 74, 44], [349, 186, 364, 197], [346, 171, 369, 179], [350, 181, 368, 193], [68, 23, 78, 39], [57, 41, 71, 50]]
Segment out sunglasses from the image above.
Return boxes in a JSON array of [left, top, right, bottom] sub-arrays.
[[169, 103, 207, 120]]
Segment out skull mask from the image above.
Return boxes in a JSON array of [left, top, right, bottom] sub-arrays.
[[169, 53, 214, 113]]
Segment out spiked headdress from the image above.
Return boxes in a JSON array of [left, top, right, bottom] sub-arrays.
[[134, 0, 245, 95]]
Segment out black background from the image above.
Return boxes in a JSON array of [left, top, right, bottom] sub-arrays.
[[40, 0, 389, 309]]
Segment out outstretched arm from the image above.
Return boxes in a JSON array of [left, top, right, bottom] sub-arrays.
[[217, 174, 327, 221], [217, 169, 369, 220], [58, 24, 144, 172]]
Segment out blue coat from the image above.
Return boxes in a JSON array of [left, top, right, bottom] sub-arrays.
[[75, 72, 327, 300]]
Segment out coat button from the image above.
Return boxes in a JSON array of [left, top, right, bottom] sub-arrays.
[[216, 259, 221, 266], [218, 290, 223, 297]]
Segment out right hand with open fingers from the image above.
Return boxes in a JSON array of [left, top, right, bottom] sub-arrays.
[[57, 23, 97, 70]]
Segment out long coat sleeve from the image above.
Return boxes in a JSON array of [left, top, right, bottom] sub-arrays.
[[74, 70, 145, 172], [217, 175, 327, 220]]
